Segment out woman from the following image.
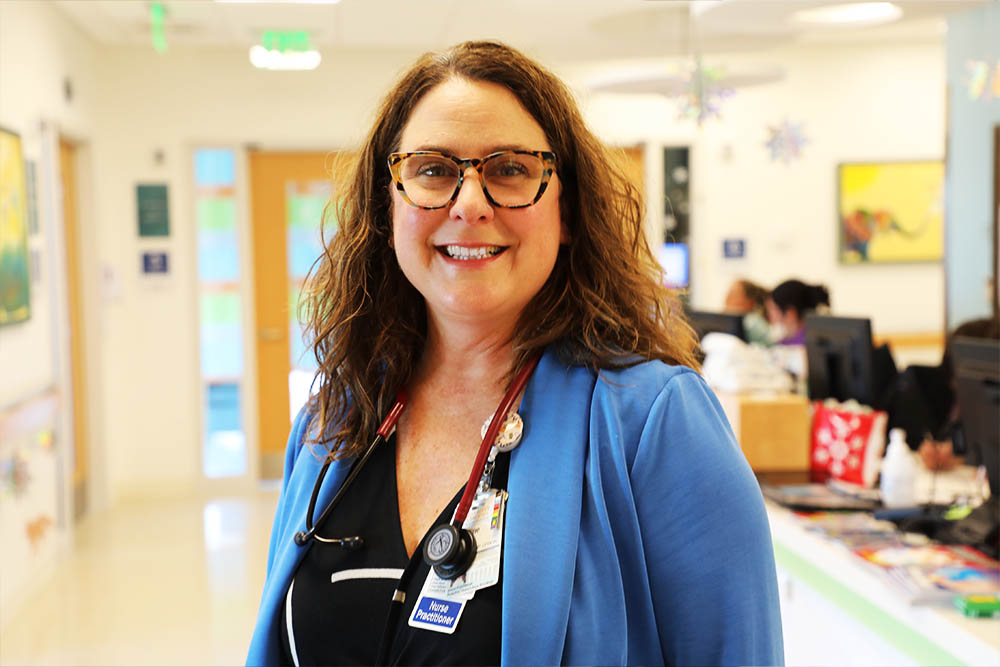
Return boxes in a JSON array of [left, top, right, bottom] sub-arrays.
[[248, 41, 782, 666], [724, 278, 772, 345], [766, 279, 830, 346]]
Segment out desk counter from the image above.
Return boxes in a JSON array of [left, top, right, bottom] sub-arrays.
[[767, 502, 1000, 666]]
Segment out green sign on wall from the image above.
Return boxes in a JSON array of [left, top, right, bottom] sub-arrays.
[[137, 184, 170, 237]]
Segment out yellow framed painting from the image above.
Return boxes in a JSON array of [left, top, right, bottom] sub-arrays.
[[838, 160, 944, 264], [0, 126, 31, 325]]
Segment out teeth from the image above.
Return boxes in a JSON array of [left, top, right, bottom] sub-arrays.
[[444, 245, 503, 260]]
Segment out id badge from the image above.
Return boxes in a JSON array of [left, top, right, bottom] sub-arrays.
[[408, 489, 507, 633]]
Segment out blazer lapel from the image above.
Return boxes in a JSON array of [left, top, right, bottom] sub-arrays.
[[501, 351, 594, 666]]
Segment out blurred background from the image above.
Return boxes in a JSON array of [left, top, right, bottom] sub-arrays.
[[1, 0, 998, 664]]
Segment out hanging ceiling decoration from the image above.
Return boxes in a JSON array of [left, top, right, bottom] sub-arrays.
[[765, 118, 809, 164], [587, 61, 784, 125], [676, 56, 734, 125]]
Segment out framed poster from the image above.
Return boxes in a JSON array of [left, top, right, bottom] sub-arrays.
[[838, 160, 944, 264], [0, 126, 31, 325]]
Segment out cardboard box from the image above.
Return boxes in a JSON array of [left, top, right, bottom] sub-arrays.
[[716, 391, 811, 471]]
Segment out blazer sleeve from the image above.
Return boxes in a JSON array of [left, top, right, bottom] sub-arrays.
[[264, 407, 313, 576], [630, 371, 785, 666]]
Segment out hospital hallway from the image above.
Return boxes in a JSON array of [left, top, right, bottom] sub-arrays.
[[0, 487, 280, 666]]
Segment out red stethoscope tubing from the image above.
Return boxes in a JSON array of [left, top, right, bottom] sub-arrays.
[[453, 353, 540, 524], [377, 353, 539, 524], [297, 354, 540, 546]]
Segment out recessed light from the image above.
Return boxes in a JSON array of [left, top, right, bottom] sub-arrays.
[[792, 2, 903, 27]]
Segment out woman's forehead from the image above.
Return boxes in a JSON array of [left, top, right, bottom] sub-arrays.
[[397, 77, 550, 154]]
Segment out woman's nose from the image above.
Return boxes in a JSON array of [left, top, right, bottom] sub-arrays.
[[449, 167, 493, 223]]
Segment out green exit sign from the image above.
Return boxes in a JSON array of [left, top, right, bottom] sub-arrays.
[[260, 31, 311, 53]]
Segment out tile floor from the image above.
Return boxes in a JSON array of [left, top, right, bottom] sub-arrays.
[[0, 489, 280, 666]]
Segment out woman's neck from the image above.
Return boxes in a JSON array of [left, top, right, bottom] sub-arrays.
[[412, 315, 518, 398]]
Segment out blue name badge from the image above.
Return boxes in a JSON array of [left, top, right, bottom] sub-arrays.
[[408, 595, 466, 634]]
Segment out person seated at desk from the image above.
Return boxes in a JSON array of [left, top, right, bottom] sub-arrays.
[[765, 279, 830, 346], [724, 278, 772, 346], [888, 317, 1000, 468]]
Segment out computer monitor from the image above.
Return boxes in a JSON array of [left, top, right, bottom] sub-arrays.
[[804, 315, 877, 406], [951, 337, 1000, 495], [686, 310, 746, 341], [656, 242, 689, 289]]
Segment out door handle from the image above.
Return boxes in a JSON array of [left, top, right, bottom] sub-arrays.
[[260, 327, 283, 341]]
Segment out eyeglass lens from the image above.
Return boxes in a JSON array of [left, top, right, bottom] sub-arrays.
[[398, 152, 547, 208]]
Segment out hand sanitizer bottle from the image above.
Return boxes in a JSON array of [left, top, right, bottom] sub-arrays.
[[880, 428, 918, 508]]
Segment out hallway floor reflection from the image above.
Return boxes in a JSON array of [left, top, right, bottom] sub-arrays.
[[1, 488, 279, 666]]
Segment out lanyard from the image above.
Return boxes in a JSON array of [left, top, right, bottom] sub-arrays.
[[293, 353, 540, 550]]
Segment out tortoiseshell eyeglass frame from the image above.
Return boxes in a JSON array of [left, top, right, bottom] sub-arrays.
[[387, 150, 558, 210]]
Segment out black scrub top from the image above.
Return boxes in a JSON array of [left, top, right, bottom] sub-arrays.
[[280, 435, 507, 666]]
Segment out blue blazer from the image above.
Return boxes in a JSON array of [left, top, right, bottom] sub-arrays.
[[247, 350, 784, 666]]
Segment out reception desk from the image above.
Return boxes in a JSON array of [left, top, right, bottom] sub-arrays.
[[768, 502, 1000, 666]]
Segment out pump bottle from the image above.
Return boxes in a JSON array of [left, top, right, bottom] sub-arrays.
[[880, 428, 918, 508]]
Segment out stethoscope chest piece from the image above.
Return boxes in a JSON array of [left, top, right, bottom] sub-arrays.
[[480, 410, 523, 453], [423, 523, 477, 580]]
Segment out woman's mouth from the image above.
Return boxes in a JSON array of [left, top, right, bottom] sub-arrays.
[[438, 245, 507, 261]]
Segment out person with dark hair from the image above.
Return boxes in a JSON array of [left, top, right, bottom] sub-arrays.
[[246, 41, 782, 666], [765, 279, 831, 345], [887, 317, 1000, 466], [725, 278, 771, 345]]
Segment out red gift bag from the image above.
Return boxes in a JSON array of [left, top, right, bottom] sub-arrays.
[[810, 401, 888, 487]]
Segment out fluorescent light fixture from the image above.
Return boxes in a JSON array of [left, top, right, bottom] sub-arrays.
[[218, 1, 340, 4], [792, 2, 902, 26], [249, 45, 321, 70]]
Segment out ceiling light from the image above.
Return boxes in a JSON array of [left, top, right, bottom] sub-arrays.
[[249, 45, 321, 70], [792, 2, 902, 27], [217, 1, 340, 4]]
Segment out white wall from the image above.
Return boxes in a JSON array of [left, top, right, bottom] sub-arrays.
[[945, 3, 1000, 328], [0, 0, 103, 629], [565, 40, 945, 336], [0, 0, 101, 408], [2, 10, 951, 503]]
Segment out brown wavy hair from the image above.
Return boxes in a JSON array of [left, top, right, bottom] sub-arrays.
[[302, 40, 699, 458]]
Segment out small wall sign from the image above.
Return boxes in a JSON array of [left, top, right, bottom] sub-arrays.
[[723, 238, 746, 259], [137, 184, 169, 237], [142, 251, 169, 274]]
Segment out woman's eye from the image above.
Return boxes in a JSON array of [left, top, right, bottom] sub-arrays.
[[416, 162, 451, 178], [493, 159, 529, 178]]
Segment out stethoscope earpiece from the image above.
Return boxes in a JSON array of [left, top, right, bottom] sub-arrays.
[[294, 531, 308, 546], [423, 523, 477, 580]]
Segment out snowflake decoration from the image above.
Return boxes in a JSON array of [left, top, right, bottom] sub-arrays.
[[676, 56, 734, 125], [965, 60, 1000, 101], [765, 118, 808, 164]]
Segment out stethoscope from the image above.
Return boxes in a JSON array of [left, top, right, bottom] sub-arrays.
[[293, 353, 541, 582]]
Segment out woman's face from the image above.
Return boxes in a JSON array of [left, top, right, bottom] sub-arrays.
[[724, 283, 752, 313], [391, 77, 567, 334]]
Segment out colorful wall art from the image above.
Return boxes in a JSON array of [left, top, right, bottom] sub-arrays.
[[0, 127, 31, 324], [838, 161, 944, 264]]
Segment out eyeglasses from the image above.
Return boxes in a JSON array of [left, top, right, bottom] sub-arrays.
[[387, 150, 557, 210]]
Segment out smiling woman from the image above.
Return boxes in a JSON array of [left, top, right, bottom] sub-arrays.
[[247, 40, 784, 667]]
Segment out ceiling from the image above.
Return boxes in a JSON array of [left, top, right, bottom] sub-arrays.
[[54, 0, 987, 61]]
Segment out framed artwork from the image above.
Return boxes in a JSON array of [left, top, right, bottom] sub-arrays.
[[0, 126, 31, 325], [838, 160, 944, 264]]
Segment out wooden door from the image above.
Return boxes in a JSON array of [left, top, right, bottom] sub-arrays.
[[249, 151, 343, 477]]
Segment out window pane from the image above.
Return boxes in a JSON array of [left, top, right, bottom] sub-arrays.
[[203, 383, 246, 478], [195, 147, 245, 480]]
